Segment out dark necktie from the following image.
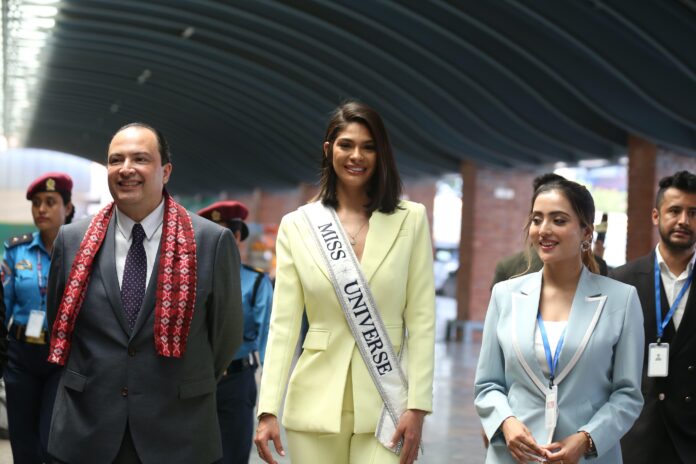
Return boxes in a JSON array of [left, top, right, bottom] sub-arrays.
[[121, 223, 147, 329]]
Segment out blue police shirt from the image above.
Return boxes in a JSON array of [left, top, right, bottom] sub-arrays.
[[2, 232, 51, 329], [233, 264, 273, 363]]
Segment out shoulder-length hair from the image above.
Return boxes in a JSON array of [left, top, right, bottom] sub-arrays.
[[316, 101, 402, 214]]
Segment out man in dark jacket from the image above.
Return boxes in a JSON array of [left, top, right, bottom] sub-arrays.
[[612, 170, 696, 464]]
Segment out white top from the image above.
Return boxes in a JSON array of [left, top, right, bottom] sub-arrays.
[[534, 320, 569, 377], [655, 244, 696, 330], [115, 201, 165, 289]]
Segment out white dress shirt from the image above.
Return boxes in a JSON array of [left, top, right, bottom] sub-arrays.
[[115, 201, 165, 290], [655, 244, 696, 331], [534, 320, 569, 377]]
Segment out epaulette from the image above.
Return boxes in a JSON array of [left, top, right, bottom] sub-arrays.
[[242, 264, 265, 275], [4, 233, 33, 249]]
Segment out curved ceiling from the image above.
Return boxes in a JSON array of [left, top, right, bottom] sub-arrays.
[[20, 0, 696, 194]]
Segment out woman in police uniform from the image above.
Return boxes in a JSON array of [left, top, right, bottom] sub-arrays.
[[2, 172, 74, 464]]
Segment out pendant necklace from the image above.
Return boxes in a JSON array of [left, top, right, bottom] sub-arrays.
[[347, 220, 368, 246]]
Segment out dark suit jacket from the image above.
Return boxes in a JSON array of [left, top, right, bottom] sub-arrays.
[[46, 212, 243, 464], [611, 252, 696, 464]]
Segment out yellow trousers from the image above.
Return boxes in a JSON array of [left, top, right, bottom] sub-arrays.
[[285, 369, 399, 464]]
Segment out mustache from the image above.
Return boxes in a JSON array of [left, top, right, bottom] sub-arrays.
[[671, 227, 693, 235]]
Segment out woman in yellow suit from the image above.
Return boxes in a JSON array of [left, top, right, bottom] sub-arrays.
[[255, 101, 435, 464]]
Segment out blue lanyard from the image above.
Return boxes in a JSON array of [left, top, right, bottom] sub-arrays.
[[654, 256, 694, 343], [36, 249, 47, 308], [537, 313, 567, 388]]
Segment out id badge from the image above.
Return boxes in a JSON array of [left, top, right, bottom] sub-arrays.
[[545, 385, 558, 430], [26, 310, 46, 338], [647, 343, 669, 377]]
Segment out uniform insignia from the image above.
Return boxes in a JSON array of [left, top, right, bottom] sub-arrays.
[[15, 259, 33, 271], [5, 233, 33, 249], [46, 178, 56, 191], [212, 210, 221, 221]]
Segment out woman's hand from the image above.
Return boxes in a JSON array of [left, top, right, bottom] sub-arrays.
[[254, 414, 285, 464], [390, 409, 427, 464], [541, 432, 587, 464], [501, 416, 548, 463]]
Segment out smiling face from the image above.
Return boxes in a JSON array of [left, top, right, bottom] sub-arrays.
[[529, 189, 592, 267], [31, 191, 71, 234], [107, 126, 172, 222], [653, 187, 696, 252], [324, 122, 376, 194]]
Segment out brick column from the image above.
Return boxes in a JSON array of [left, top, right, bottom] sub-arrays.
[[457, 161, 476, 322], [626, 135, 657, 261], [256, 188, 302, 224], [465, 166, 536, 321], [403, 178, 436, 237]]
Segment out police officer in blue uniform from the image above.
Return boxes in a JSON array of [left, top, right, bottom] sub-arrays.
[[2, 172, 74, 464], [198, 200, 273, 464]]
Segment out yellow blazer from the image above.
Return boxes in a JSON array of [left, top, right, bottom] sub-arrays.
[[258, 200, 435, 434]]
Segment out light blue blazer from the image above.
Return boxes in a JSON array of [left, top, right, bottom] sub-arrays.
[[475, 268, 644, 463]]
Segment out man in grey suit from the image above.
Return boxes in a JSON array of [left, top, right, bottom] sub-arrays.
[[46, 123, 243, 464], [612, 170, 696, 464]]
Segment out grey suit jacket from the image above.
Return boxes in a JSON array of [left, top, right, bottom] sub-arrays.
[[475, 268, 644, 463], [46, 212, 243, 464]]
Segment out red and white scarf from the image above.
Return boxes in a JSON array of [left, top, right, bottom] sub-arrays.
[[48, 193, 198, 365]]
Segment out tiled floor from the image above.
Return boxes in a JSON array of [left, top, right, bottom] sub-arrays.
[[0, 297, 487, 463]]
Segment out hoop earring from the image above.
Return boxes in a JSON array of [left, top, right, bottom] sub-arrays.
[[580, 240, 591, 252]]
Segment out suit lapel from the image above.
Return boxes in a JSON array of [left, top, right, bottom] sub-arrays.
[[361, 207, 408, 283], [98, 218, 131, 335], [555, 268, 605, 382], [512, 271, 547, 393], [635, 254, 660, 345], [512, 268, 607, 390], [671, 267, 696, 356], [295, 205, 408, 284]]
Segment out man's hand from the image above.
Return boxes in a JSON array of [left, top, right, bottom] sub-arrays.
[[389, 409, 427, 464], [254, 414, 285, 464]]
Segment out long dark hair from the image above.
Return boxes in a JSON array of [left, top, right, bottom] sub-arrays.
[[316, 101, 402, 214], [524, 176, 599, 274]]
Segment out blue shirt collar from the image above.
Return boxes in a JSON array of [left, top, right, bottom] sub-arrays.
[[28, 232, 49, 254]]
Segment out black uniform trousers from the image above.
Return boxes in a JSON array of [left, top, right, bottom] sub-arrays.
[[4, 336, 61, 464], [215, 363, 257, 464]]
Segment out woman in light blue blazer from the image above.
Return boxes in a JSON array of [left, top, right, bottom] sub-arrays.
[[475, 176, 644, 464]]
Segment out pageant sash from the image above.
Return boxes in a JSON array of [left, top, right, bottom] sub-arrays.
[[301, 202, 410, 455]]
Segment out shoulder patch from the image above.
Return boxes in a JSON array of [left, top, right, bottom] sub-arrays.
[[5, 233, 33, 249]]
